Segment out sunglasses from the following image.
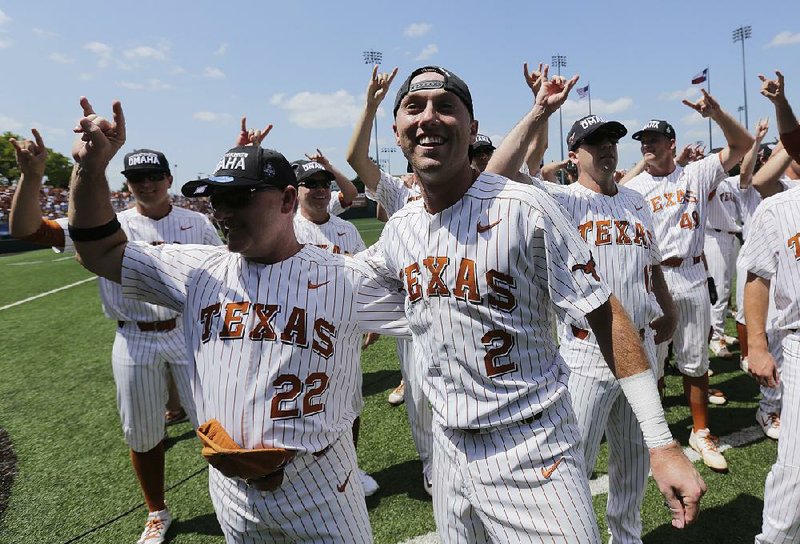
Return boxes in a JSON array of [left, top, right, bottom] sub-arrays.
[[209, 186, 278, 212], [581, 133, 619, 147], [298, 179, 331, 190], [126, 172, 167, 183]]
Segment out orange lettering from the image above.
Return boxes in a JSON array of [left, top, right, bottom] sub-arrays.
[[615, 220, 632, 245], [596, 220, 612, 246], [487, 270, 517, 312], [454, 258, 482, 304], [199, 303, 221, 343], [404, 263, 423, 302], [249, 303, 280, 341], [423, 257, 450, 297], [281, 307, 308, 347], [577, 221, 593, 241], [220, 302, 251, 339], [312, 318, 336, 359]]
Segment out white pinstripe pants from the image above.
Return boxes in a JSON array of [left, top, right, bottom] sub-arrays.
[[111, 323, 197, 452], [756, 331, 800, 543], [209, 430, 372, 543], [704, 230, 739, 340], [397, 338, 434, 477], [761, 329, 786, 415], [431, 395, 600, 543], [562, 328, 658, 544]]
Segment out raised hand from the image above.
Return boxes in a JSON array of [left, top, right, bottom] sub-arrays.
[[237, 116, 273, 146], [9, 128, 48, 178], [305, 148, 330, 168], [523, 62, 549, 97], [682, 89, 721, 119], [366, 65, 398, 108], [755, 117, 770, 140], [535, 74, 580, 115], [71, 97, 126, 170], [758, 71, 786, 104]]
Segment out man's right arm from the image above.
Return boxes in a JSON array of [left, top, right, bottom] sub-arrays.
[[759, 71, 800, 163], [346, 66, 397, 193], [8, 129, 52, 240], [752, 142, 793, 198]]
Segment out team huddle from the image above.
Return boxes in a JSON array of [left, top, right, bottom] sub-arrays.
[[7, 63, 800, 544]]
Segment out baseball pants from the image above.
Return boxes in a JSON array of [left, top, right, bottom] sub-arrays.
[[761, 329, 786, 415], [756, 331, 800, 544], [656, 263, 710, 378], [704, 230, 739, 341], [431, 394, 600, 544], [562, 328, 658, 544], [111, 323, 197, 452], [397, 338, 433, 479], [209, 429, 372, 543]]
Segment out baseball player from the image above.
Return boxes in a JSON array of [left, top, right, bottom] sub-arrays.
[[359, 65, 705, 543], [346, 65, 435, 495], [625, 94, 754, 472], [68, 99, 412, 543], [9, 127, 222, 544], [470, 134, 495, 173], [488, 103, 679, 543], [739, 68, 800, 544]]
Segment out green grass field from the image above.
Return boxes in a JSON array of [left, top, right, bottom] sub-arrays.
[[0, 217, 777, 543]]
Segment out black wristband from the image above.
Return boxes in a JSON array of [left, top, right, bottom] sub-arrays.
[[68, 216, 121, 242]]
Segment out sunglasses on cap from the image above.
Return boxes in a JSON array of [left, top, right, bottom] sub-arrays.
[[579, 133, 619, 147], [298, 179, 332, 190], [209, 186, 279, 212], [126, 172, 168, 183]]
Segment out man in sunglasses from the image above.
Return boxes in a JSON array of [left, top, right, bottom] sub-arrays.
[[8, 131, 221, 544], [488, 112, 679, 543], [68, 98, 409, 543]]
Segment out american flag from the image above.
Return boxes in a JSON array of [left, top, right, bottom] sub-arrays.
[[576, 84, 590, 99], [691, 68, 708, 85]]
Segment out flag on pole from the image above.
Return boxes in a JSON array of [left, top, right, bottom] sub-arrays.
[[691, 69, 708, 85], [576, 84, 590, 99]]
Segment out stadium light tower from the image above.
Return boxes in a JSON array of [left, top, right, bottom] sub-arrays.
[[551, 54, 568, 161], [363, 50, 383, 166], [380, 146, 397, 174], [732, 25, 752, 130], [737, 105, 745, 124]]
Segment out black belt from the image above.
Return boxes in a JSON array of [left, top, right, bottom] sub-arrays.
[[711, 228, 738, 235], [117, 318, 177, 332], [462, 412, 543, 435]]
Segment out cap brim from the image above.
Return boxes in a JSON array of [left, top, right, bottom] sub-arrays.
[[571, 121, 628, 150], [471, 143, 495, 152], [297, 170, 336, 184], [180, 176, 262, 197], [631, 128, 672, 141]]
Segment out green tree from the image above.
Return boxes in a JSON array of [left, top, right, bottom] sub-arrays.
[[0, 131, 74, 187]]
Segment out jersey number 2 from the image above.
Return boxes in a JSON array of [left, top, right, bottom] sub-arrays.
[[270, 372, 330, 419], [481, 330, 517, 377]]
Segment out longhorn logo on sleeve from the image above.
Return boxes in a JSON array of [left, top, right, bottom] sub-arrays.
[[571, 253, 600, 281]]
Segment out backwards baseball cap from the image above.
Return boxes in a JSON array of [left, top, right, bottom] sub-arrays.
[[471, 134, 495, 152], [181, 146, 296, 197], [121, 149, 170, 176], [393, 66, 474, 119], [567, 115, 627, 151], [632, 120, 676, 141], [292, 160, 335, 184]]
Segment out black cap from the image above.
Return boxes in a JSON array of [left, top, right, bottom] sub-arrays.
[[292, 160, 335, 184], [393, 66, 473, 118], [758, 143, 773, 161], [567, 115, 627, 151], [181, 146, 296, 197], [471, 134, 495, 152], [121, 149, 170, 176], [632, 120, 676, 141]]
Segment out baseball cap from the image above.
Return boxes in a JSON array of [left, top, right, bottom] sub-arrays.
[[471, 134, 495, 152], [181, 146, 296, 197], [567, 115, 627, 151], [393, 66, 474, 119], [291, 160, 335, 184], [632, 120, 676, 141], [121, 149, 170, 176], [758, 143, 773, 160]]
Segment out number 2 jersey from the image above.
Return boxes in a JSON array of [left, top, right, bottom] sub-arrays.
[[360, 172, 612, 429], [120, 243, 408, 453]]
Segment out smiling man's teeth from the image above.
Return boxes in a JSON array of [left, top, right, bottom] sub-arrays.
[[419, 136, 444, 145]]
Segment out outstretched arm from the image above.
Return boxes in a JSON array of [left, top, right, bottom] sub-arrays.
[[68, 97, 128, 283], [346, 65, 398, 193], [618, 157, 647, 185], [752, 142, 792, 198], [682, 90, 754, 171], [740, 118, 769, 188], [8, 129, 49, 239], [759, 71, 800, 163], [236, 116, 272, 146], [305, 148, 358, 204]]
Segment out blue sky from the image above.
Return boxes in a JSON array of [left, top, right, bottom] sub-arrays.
[[1, 1, 798, 191]]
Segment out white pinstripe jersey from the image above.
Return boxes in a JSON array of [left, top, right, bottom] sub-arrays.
[[361, 172, 612, 429], [293, 213, 366, 255], [739, 186, 800, 332], [706, 176, 742, 233], [627, 154, 727, 260], [539, 182, 663, 330], [365, 170, 423, 216], [121, 243, 408, 452], [328, 191, 351, 216], [734, 177, 799, 240]]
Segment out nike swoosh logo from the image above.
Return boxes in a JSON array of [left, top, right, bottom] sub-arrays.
[[180, 225, 193, 231], [477, 218, 502, 233], [541, 456, 565, 479], [337, 470, 352, 492], [634, 205, 643, 211], [337, 232, 347, 237], [308, 280, 330, 290]]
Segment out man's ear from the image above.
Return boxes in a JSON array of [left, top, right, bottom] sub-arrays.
[[282, 186, 298, 214], [470, 120, 479, 143], [568, 150, 579, 167]]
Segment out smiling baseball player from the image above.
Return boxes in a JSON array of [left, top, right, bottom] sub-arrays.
[[359, 66, 705, 543], [67, 99, 411, 543]]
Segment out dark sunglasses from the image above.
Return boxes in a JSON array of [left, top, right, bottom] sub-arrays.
[[581, 133, 619, 147], [126, 172, 167, 183], [209, 186, 278, 212], [298, 179, 332, 190]]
